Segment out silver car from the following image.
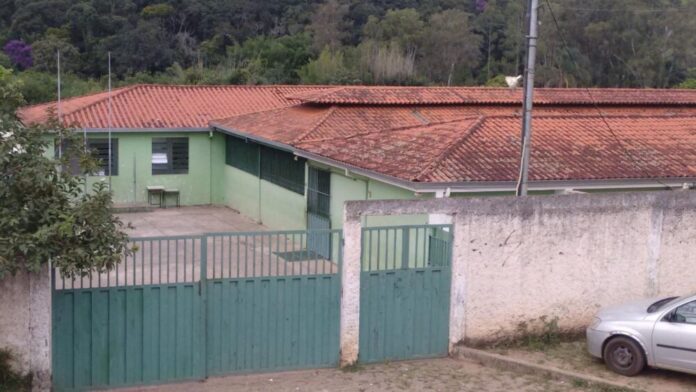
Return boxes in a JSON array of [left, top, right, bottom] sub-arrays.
[[587, 293, 696, 376]]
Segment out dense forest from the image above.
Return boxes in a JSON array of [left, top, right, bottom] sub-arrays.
[[1, 0, 695, 104]]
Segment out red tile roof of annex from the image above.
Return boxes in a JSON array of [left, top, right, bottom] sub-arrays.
[[214, 102, 696, 183], [17, 84, 330, 128]]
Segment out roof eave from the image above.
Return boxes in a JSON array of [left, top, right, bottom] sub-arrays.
[[80, 127, 210, 133]]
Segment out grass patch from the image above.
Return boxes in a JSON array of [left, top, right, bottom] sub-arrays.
[[0, 349, 31, 392], [341, 362, 364, 373], [479, 316, 584, 352]]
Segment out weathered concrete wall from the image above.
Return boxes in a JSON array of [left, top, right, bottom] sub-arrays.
[[0, 266, 51, 391], [342, 190, 696, 353]]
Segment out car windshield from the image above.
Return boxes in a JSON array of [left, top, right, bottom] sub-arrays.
[[647, 296, 681, 313]]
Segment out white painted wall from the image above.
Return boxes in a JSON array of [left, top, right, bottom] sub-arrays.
[[342, 190, 696, 353], [0, 266, 51, 391]]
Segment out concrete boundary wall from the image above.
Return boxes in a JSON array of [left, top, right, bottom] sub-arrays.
[[0, 266, 51, 391], [339, 191, 696, 363]]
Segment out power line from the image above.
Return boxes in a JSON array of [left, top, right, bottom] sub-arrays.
[[543, 0, 675, 190]]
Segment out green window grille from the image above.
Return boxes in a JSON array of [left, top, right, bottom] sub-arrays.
[[260, 146, 305, 195], [225, 135, 259, 175], [55, 138, 118, 176], [152, 137, 188, 175], [87, 139, 118, 176], [226, 135, 305, 195]]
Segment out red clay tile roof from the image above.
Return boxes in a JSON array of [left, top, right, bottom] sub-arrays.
[[19, 84, 696, 184], [289, 86, 696, 106], [215, 105, 696, 184], [296, 115, 696, 183], [18, 84, 330, 128]]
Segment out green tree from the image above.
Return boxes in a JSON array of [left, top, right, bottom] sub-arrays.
[[0, 80, 131, 278], [306, 0, 351, 53], [31, 34, 81, 73], [421, 9, 482, 84], [0, 66, 25, 113], [299, 48, 357, 84], [363, 8, 424, 52]]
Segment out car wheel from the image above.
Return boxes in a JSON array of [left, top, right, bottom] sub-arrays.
[[603, 336, 646, 376]]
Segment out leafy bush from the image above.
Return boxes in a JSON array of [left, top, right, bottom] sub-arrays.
[[0, 349, 31, 392]]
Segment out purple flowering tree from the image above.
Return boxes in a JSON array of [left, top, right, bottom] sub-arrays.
[[3, 40, 33, 69], [475, 0, 488, 12]]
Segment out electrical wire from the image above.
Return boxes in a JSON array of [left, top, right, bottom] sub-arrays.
[[543, 0, 676, 190]]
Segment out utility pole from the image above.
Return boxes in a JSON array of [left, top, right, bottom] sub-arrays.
[[516, 0, 539, 196]]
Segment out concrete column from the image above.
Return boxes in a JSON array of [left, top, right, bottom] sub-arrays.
[[339, 211, 361, 366], [449, 212, 467, 350], [29, 265, 52, 392]]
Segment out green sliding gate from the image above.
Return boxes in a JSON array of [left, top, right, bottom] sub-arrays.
[[359, 225, 452, 363], [52, 230, 342, 391]]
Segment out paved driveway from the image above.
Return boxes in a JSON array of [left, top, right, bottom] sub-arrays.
[[113, 358, 595, 392]]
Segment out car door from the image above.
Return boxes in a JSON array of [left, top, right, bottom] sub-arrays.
[[652, 300, 696, 372]]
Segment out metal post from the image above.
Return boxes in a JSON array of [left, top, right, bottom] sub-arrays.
[[516, 0, 539, 196], [56, 50, 61, 122], [108, 51, 113, 190]]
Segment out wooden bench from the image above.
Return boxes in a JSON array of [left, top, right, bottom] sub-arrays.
[[146, 186, 165, 207]]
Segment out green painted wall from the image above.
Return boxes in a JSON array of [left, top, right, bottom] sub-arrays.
[[79, 131, 217, 206], [210, 132, 226, 205], [325, 167, 429, 229], [222, 165, 307, 230]]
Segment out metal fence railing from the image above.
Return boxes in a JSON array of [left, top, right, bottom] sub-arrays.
[[54, 230, 343, 290], [361, 225, 452, 272]]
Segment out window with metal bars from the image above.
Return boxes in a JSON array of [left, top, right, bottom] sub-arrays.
[[225, 135, 306, 195], [260, 146, 305, 195], [152, 137, 188, 175], [225, 135, 259, 175], [55, 138, 118, 176], [87, 139, 118, 176]]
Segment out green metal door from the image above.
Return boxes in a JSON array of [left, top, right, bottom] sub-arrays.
[[307, 166, 332, 259], [205, 230, 342, 374], [359, 225, 452, 363], [52, 237, 206, 391]]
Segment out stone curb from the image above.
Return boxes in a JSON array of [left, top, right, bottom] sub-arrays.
[[453, 346, 638, 391]]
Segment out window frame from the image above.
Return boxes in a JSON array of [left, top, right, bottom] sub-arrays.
[[86, 138, 118, 176], [55, 138, 118, 176], [152, 137, 189, 175]]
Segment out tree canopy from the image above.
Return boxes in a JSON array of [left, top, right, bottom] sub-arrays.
[[0, 67, 131, 278], [1, 0, 695, 104]]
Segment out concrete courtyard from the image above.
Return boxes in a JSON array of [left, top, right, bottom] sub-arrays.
[[118, 205, 269, 237]]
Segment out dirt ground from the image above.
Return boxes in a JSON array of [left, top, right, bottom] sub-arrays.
[[114, 358, 600, 392], [490, 341, 696, 392]]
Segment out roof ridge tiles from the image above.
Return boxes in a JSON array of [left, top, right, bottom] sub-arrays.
[[209, 104, 303, 126], [297, 116, 482, 144], [292, 106, 337, 143], [17, 84, 136, 112], [483, 113, 696, 120], [413, 116, 486, 182], [62, 84, 141, 124]]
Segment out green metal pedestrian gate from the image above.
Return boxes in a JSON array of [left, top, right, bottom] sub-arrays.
[[52, 230, 342, 391], [359, 225, 452, 363]]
